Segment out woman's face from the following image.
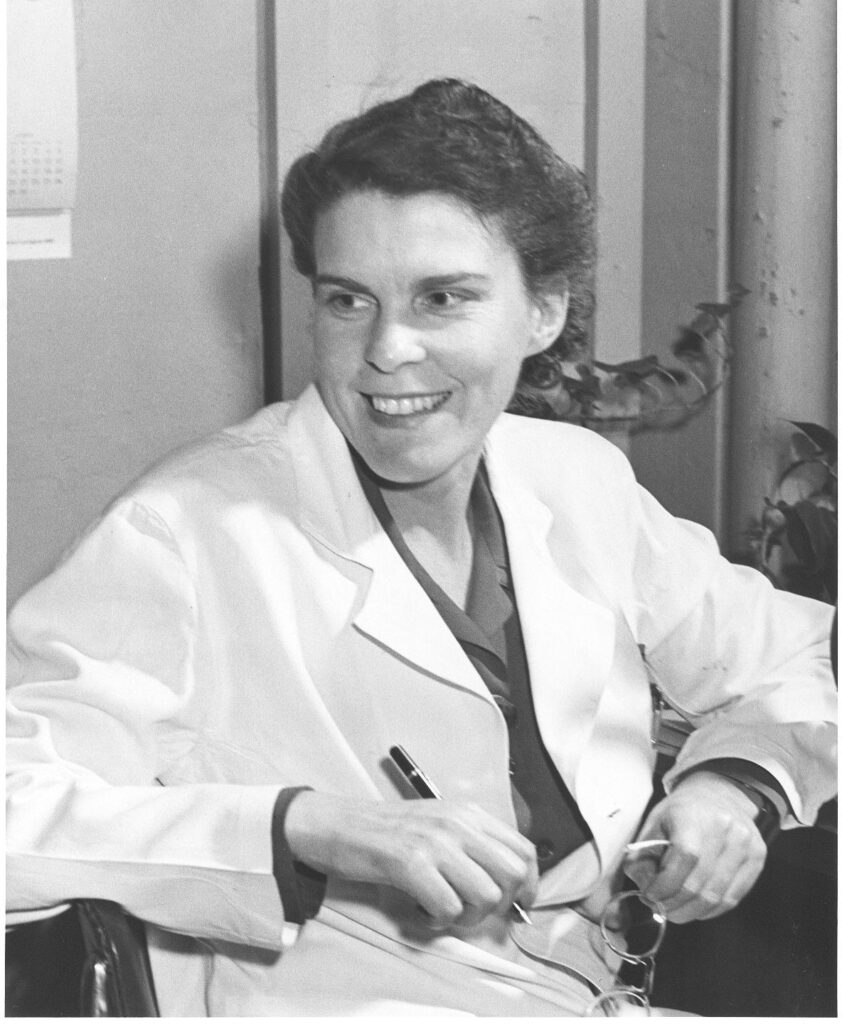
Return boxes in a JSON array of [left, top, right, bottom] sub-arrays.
[[311, 190, 567, 490]]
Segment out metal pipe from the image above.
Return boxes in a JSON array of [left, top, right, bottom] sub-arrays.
[[727, 0, 836, 556]]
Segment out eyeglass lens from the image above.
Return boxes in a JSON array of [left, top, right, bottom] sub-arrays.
[[601, 891, 666, 960]]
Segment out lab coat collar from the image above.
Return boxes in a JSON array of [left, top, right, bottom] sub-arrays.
[[287, 385, 493, 704]]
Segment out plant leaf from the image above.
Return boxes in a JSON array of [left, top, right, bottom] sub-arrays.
[[672, 329, 707, 358], [788, 421, 837, 459], [592, 355, 664, 383], [777, 501, 838, 574], [790, 434, 823, 462], [592, 355, 661, 374], [778, 458, 833, 500]]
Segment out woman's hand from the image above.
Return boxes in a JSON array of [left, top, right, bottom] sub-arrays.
[[623, 771, 767, 923], [283, 791, 538, 929]]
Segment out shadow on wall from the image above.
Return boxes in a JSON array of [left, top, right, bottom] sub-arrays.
[[209, 223, 265, 386]]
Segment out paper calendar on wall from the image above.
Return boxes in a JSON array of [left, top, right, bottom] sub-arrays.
[[7, 0, 78, 260]]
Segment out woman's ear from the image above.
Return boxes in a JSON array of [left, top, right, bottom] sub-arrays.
[[527, 288, 570, 355]]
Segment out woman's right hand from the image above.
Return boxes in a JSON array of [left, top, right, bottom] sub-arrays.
[[283, 791, 538, 930]]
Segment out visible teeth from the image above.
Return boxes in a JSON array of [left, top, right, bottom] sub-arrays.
[[370, 392, 449, 415]]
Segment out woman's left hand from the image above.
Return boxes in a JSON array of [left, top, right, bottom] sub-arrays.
[[623, 771, 767, 923]]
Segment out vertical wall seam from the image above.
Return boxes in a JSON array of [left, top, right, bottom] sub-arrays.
[[256, 0, 283, 404], [710, 0, 734, 542], [583, 0, 600, 226], [583, 0, 600, 360]]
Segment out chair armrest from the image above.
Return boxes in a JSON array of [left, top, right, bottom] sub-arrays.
[[75, 899, 159, 1017]]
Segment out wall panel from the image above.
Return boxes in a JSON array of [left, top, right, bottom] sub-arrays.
[[7, 1, 264, 603], [631, 0, 732, 537]]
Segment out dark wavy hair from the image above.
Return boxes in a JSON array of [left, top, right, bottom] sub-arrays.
[[281, 78, 595, 390]]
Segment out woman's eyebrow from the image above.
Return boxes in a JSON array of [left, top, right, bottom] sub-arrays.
[[417, 273, 492, 289], [312, 271, 492, 292], [313, 273, 368, 291]]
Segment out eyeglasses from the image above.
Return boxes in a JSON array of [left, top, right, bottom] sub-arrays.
[[585, 890, 667, 1017]]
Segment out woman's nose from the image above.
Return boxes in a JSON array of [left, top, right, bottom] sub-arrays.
[[365, 316, 426, 372]]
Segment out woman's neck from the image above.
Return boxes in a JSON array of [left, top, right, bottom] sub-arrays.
[[379, 463, 478, 608], [380, 454, 478, 541]]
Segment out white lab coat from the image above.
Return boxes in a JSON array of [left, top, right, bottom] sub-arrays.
[[6, 384, 836, 1015]]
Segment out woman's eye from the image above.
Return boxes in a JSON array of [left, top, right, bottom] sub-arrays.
[[423, 290, 467, 311], [326, 292, 373, 317]]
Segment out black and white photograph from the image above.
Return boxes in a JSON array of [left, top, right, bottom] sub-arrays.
[[6, 0, 837, 1017]]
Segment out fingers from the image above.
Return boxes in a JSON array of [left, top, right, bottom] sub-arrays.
[[627, 780, 768, 924], [287, 794, 538, 930], [428, 852, 507, 929], [652, 817, 765, 923], [455, 831, 539, 927], [390, 804, 537, 927], [459, 812, 539, 908], [638, 835, 763, 922]]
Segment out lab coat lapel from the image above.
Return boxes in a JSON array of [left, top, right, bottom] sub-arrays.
[[350, 533, 493, 702], [288, 387, 494, 705], [484, 438, 616, 799]]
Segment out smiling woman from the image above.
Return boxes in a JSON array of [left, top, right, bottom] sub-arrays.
[[6, 79, 836, 1017], [305, 189, 570, 608], [309, 191, 568, 501]]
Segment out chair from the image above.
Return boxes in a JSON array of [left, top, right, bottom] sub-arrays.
[[6, 900, 158, 1017], [75, 899, 159, 1016]]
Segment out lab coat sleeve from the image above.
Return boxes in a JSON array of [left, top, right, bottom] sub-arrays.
[[6, 498, 287, 949], [620, 466, 836, 827]]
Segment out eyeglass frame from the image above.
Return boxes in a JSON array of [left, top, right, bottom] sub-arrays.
[[586, 889, 668, 1017]]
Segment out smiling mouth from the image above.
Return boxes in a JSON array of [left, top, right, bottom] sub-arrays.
[[366, 391, 451, 416]]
